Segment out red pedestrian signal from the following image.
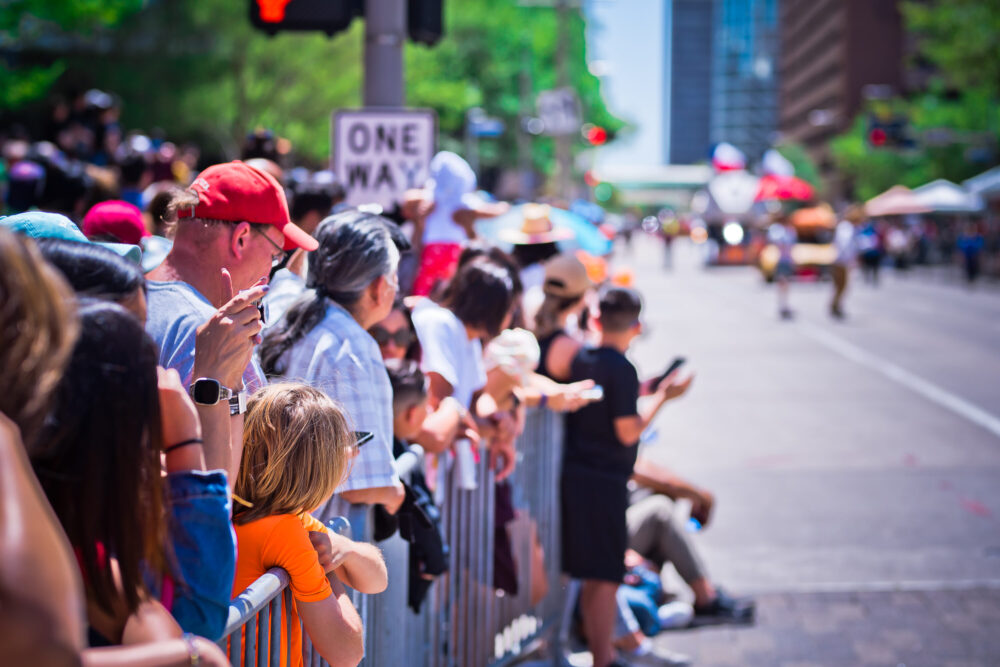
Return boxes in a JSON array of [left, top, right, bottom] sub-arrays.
[[257, 0, 291, 22], [585, 126, 608, 146], [869, 127, 887, 147]]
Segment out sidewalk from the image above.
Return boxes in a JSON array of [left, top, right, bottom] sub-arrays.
[[653, 586, 1000, 666]]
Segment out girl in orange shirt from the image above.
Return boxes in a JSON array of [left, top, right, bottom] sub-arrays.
[[232, 383, 365, 667]]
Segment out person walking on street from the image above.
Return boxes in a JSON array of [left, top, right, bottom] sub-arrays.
[[768, 215, 797, 320], [830, 205, 862, 319]]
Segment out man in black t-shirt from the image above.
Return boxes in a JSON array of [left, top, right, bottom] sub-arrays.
[[561, 287, 693, 667]]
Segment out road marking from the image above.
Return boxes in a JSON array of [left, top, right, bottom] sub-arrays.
[[800, 323, 1000, 440], [740, 578, 1000, 596]]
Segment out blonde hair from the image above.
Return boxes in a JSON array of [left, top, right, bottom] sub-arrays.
[[0, 229, 78, 449], [235, 383, 353, 525]]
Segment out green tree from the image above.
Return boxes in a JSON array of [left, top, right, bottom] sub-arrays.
[[7, 0, 620, 176], [0, 0, 145, 110], [831, 1, 1000, 199]]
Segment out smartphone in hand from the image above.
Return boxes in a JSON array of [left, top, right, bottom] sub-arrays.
[[652, 357, 686, 389]]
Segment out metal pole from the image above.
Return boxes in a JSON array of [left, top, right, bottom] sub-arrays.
[[518, 50, 533, 200], [364, 0, 406, 107], [554, 0, 572, 199]]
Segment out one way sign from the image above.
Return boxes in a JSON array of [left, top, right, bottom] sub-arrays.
[[332, 109, 437, 210]]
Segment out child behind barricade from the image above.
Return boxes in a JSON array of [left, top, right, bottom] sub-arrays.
[[561, 287, 693, 667], [231, 383, 365, 667], [382, 359, 450, 612]]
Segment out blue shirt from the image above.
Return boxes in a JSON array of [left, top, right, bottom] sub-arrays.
[[145, 280, 266, 391], [166, 470, 236, 640]]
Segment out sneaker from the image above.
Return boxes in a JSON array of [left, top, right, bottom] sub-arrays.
[[693, 587, 755, 625], [657, 600, 694, 630], [622, 645, 693, 667]]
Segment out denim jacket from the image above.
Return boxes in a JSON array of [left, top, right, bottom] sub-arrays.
[[167, 469, 235, 640]]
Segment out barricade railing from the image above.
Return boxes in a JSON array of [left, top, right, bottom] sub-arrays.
[[223, 406, 567, 667]]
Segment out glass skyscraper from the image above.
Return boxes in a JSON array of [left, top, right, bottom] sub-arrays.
[[709, 0, 779, 161]]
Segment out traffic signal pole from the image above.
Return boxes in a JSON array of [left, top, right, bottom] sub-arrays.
[[554, 0, 572, 198], [364, 0, 406, 107]]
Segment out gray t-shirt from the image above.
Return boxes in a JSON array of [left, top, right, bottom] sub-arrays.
[[146, 280, 266, 392]]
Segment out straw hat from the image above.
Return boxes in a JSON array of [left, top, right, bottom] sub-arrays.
[[498, 203, 574, 245]]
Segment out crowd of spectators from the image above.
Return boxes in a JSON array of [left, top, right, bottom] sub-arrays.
[[1, 93, 753, 667]]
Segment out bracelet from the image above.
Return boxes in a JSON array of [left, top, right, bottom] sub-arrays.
[[181, 632, 201, 666], [165, 438, 203, 454], [538, 393, 548, 409]]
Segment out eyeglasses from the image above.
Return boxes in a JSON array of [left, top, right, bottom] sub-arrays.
[[252, 227, 288, 268], [370, 325, 414, 348]]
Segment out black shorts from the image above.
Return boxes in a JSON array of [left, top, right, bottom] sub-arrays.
[[560, 466, 629, 583]]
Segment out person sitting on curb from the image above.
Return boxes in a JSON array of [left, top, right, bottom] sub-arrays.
[[629, 456, 756, 624]]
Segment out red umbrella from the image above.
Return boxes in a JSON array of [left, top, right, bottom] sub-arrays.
[[755, 174, 815, 202]]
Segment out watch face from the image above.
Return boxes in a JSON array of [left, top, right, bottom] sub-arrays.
[[191, 379, 221, 404]]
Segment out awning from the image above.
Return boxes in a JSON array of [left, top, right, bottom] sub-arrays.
[[865, 185, 932, 217], [912, 179, 984, 213]]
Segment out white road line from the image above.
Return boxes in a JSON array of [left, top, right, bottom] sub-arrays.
[[738, 578, 1000, 596], [800, 323, 1000, 440]]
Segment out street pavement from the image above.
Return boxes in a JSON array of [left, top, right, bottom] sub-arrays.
[[610, 236, 1000, 666]]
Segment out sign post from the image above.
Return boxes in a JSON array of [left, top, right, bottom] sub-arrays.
[[332, 109, 437, 210]]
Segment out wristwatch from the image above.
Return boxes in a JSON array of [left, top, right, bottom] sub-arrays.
[[188, 378, 234, 406]]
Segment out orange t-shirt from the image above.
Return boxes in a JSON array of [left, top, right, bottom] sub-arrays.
[[231, 514, 332, 667]]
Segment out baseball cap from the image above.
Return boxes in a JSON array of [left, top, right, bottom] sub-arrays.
[[83, 200, 150, 246], [543, 252, 593, 298], [178, 161, 318, 252], [0, 211, 143, 265]]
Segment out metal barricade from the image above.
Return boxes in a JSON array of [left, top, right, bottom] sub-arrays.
[[218, 567, 294, 666], [222, 407, 567, 667]]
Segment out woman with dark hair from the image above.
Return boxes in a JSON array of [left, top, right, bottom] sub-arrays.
[[411, 257, 520, 476], [260, 209, 405, 521], [38, 238, 148, 322], [369, 297, 422, 363], [31, 301, 228, 663]]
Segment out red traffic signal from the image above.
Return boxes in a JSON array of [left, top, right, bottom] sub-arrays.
[[585, 125, 608, 146], [869, 127, 887, 147]]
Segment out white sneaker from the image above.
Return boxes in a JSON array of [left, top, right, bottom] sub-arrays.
[[657, 601, 694, 630], [622, 645, 692, 667]]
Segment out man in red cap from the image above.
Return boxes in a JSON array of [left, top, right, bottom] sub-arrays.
[[146, 161, 318, 477]]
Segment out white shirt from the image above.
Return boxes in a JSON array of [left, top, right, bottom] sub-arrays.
[[412, 301, 486, 410]]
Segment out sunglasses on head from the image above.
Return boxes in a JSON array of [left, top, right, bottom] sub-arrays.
[[370, 326, 414, 348]]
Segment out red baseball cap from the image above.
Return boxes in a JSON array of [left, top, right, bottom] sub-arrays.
[[179, 161, 318, 251], [83, 200, 150, 246]]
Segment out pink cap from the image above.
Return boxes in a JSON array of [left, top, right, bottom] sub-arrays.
[[82, 200, 150, 246]]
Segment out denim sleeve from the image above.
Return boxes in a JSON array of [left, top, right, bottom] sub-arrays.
[[166, 470, 236, 640]]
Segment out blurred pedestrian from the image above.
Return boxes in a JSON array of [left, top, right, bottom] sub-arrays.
[[857, 219, 883, 285], [830, 205, 863, 319], [956, 222, 985, 285], [411, 151, 508, 296], [767, 216, 797, 319]]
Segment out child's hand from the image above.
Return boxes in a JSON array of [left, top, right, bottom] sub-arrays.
[[309, 529, 350, 573], [656, 371, 694, 402]]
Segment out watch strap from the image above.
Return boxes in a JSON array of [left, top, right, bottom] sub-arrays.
[[229, 391, 248, 416]]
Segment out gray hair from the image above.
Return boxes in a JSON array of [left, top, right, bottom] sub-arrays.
[[307, 211, 399, 307], [259, 210, 399, 377]]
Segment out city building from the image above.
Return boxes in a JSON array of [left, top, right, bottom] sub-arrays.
[[710, 0, 780, 162], [778, 0, 905, 173], [667, 0, 715, 164]]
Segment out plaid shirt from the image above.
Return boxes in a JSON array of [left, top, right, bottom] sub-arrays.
[[279, 300, 399, 512]]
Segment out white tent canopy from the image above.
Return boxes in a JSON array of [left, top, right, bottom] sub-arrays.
[[964, 166, 1000, 200], [912, 179, 984, 213]]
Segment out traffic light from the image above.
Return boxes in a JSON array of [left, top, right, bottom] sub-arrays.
[[582, 124, 609, 146], [250, 0, 362, 36], [867, 114, 911, 149], [408, 0, 443, 46]]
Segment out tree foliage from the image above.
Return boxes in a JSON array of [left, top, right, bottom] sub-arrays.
[[4, 0, 620, 176], [831, 1, 1000, 200]]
